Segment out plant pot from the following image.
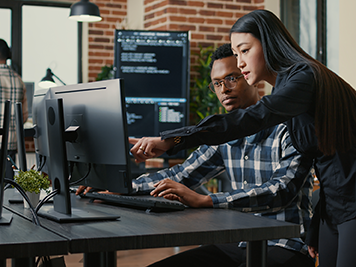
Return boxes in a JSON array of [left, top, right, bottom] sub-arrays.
[[24, 191, 40, 209]]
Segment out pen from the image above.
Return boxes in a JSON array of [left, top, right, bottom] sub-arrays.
[[7, 156, 18, 170]]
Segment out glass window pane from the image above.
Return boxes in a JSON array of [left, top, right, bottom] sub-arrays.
[[22, 5, 78, 93], [0, 8, 12, 65]]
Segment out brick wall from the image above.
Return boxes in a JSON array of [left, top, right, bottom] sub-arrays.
[[87, 0, 265, 95], [88, 0, 127, 82]]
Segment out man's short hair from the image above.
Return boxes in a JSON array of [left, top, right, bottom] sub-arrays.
[[209, 43, 233, 70], [0, 39, 11, 61]]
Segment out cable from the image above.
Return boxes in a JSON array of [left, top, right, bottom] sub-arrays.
[[69, 163, 91, 186], [4, 178, 41, 226], [35, 189, 59, 213], [37, 155, 46, 172]]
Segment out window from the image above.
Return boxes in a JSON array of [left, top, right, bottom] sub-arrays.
[[0, 8, 11, 65], [0, 0, 81, 92], [281, 0, 326, 65], [22, 5, 78, 92]]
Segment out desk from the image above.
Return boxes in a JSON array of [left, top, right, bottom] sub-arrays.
[[4, 190, 300, 267], [0, 206, 68, 267]]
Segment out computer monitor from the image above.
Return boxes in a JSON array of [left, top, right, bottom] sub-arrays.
[[33, 79, 131, 222], [0, 100, 13, 224], [32, 88, 52, 174], [114, 30, 190, 159], [24, 81, 35, 118]]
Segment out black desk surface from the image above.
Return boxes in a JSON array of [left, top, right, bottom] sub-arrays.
[[4, 190, 300, 255], [0, 207, 68, 260]]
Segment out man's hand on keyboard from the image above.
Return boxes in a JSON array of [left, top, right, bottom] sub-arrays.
[[75, 186, 114, 196], [150, 178, 213, 208], [75, 185, 93, 195]]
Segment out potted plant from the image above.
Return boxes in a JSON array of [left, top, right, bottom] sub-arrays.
[[189, 45, 226, 126], [14, 169, 51, 208]]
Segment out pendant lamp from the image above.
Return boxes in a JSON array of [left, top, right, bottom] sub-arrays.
[[69, 0, 102, 22]]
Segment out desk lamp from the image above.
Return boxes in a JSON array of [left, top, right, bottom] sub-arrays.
[[69, 0, 102, 22], [39, 68, 66, 89]]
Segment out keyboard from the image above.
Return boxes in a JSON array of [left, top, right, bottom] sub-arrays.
[[82, 192, 186, 212]]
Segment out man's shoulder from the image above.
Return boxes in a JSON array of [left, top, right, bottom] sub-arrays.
[[262, 124, 290, 146]]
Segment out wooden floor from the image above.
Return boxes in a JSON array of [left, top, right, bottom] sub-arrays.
[[6, 246, 198, 267]]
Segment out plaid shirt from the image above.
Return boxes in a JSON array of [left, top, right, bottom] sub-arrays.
[[132, 124, 313, 254], [0, 64, 28, 150]]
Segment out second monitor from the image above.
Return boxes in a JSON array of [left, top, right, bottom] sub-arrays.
[[33, 79, 132, 222]]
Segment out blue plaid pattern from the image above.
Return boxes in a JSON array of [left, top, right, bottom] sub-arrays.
[[0, 64, 28, 150], [132, 124, 313, 255]]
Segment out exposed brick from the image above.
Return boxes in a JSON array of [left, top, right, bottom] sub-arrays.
[[93, 39, 111, 45], [169, 15, 187, 22], [217, 27, 231, 33], [94, 23, 111, 29], [199, 9, 215, 16], [206, 18, 223, 25], [89, 59, 104, 64], [152, 0, 169, 10], [243, 5, 262, 11], [168, 0, 187, 6], [87, 0, 265, 96], [89, 44, 105, 49], [226, 4, 242, 10], [145, 13, 155, 20], [206, 34, 224, 41], [199, 26, 215, 32], [207, 3, 223, 9], [178, 8, 197, 15], [144, 0, 156, 4], [89, 30, 104, 35], [187, 1, 204, 7], [100, 9, 110, 15], [188, 17, 204, 23], [216, 11, 234, 18], [191, 33, 204, 39], [106, 3, 123, 8]]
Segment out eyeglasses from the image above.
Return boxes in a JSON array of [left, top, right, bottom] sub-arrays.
[[208, 74, 244, 93]]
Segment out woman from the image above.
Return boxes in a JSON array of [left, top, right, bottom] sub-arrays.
[[130, 10, 356, 266]]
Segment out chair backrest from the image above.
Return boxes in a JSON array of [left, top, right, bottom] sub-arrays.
[[0, 100, 12, 218]]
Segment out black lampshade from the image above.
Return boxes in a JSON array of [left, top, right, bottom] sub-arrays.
[[39, 68, 56, 89], [69, 0, 102, 22]]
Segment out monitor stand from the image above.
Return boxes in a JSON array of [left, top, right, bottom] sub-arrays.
[[0, 210, 13, 224], [0, 101, 12, 224], [37, 205, 119, 223], [37, 98, 120, 223]]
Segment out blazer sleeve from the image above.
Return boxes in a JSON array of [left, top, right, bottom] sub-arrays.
[[162, 64, 316, 155]]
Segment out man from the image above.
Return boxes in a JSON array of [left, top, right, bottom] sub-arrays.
[[80, 44, 314, 266], [0, 39, 28, 179]]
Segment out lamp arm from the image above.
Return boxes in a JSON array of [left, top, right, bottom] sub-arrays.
[[53, 73, 66, 85]]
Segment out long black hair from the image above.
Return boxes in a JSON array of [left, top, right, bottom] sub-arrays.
[[230, 9, 356, 155]]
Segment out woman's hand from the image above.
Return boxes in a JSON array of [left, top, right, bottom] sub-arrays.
[[129, 137, 175, 163], [150, 178, 213, 208], [308, 246, 319, 259]]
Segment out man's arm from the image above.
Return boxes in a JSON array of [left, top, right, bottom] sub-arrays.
[[131, 144, 225, 195]]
